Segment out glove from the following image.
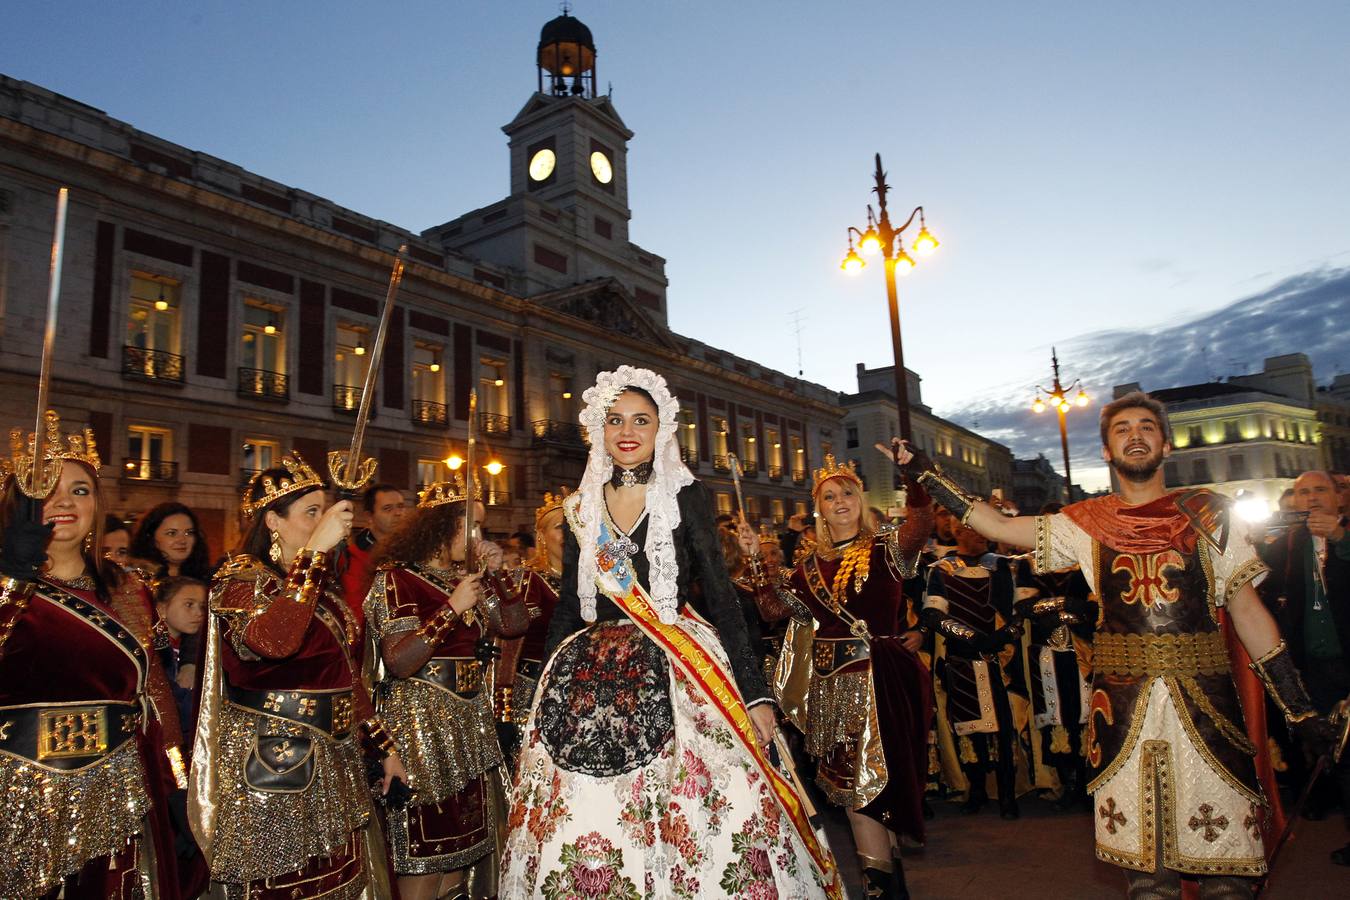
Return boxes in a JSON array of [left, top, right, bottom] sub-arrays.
[[474, 637, 501, 664], [1291, 715, 1338, 761], [0, 519, 53, 581], [992, 621, 1023, 648]]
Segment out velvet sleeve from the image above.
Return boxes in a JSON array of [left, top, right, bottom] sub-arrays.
[[241, 550, 329, 659], [679, 483, 773, 706], [543, 525, 585, 663]]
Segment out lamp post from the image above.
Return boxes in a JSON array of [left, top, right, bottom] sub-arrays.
[[1031, 347, 1089, 500], [840, 153, 940, 442]]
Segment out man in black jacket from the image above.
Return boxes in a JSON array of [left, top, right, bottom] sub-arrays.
[[1259, 469, 1350, 864]]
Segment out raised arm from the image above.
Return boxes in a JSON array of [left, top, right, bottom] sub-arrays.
[[376, 569, 483, 679]]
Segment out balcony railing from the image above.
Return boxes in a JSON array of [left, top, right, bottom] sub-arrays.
[[122, 345, 185, 384], [740, 457, 758, 476], [768, 465, 783, 481], [412, 400, 448, 427], [485, 489, 510, 507], [679, 445, 698, 466], [480, 412, 511, 435], [712, 455, 731, 473], [532, 419, 584, 445], [333, 384, 375, 416], [791, 469, 807, 485], [238, 367, 288, 402], [121, 458, 178, 484]]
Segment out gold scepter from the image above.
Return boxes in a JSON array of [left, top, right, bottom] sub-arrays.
[[327, 245, 407, 497], [728, 453, 766, 587], [12, 187, 71, 502]]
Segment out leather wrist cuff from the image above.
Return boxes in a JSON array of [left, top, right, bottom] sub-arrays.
[[1250, 640, 1318, 723], [916, 468, 977, 526], [937, 617, 978, 642], [284, 549, 329, 605], [416, 606, 458, 645], [362, 717, 398, 757], [494, 685, 515, 722]]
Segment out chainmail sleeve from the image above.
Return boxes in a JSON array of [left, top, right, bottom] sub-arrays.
[[678, 483, 773, 706], [543, 525, 585, 663]]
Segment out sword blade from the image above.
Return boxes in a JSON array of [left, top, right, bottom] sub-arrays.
[[728, 453, 747, 520], [465, 389, 478, 566], [343, 245, 407, 485], [33, 188, 69, 467]]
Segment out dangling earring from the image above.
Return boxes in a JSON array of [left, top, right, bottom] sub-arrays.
[[82, 533, 93, 555], [268, 530, 283, 564]]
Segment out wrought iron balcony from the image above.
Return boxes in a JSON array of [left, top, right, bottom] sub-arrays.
[[485, 489, 511, 507], [740, 457, 758, 476], [768, 465, 784, 481], [480, 412, 511, 435], [333, 384, 375, 416], [122, 345, 184, 384], [120, 458, 178, 484], [792, 469, 807, 485], [679, 445, 698, 466], [412, 399, 448, 427], [712, 455, 731, 473], [532, 419, 584, 445], [238, 367, 288, 402]]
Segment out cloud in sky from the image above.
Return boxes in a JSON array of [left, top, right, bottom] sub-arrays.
[[935, 267, 1350, 490]]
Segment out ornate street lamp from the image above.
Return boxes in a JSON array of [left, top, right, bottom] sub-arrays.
[[840, 154, 939, 440], [1031, 347, 1090, 499]]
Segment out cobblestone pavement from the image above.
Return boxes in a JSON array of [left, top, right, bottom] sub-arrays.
[[820, 792, 1350, 899]]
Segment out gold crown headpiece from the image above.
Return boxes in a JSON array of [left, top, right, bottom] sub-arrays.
[[241, 452, 325, 520], [534, 487, 570, 530], [6, 410, 101, 497], [417, 473, 481, 509], [812, 453, 862, 496]]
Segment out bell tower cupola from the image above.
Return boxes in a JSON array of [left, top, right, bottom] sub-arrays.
[[537, 7, 597, 99]]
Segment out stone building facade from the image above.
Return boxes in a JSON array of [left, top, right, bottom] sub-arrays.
[[0, 19, 840, 555]]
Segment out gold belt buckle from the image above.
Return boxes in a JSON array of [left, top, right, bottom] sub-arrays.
[[455, 660, 482, 694], [38, 706, 109, 760], [332, 694, 353, 735]]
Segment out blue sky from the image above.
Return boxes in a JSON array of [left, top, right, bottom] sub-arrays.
[[5, 1, 1348, 488]]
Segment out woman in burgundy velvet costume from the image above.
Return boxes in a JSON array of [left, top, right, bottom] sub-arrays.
[[366, 485, 505, 900], [0, 412, 184, 899], [188, 455, 405, 900], [775, 454, 933, 900]]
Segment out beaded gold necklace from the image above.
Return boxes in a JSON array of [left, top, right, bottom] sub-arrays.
[[828, 534, 873, 609]]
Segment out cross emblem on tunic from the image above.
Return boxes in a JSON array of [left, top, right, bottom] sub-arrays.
[[1098, 797, 1127, 834], [426, 662, 443, 678], [0, 720, 12, 741], [1188, 803, 1229, 842], [1243, 809, 1262, 841]]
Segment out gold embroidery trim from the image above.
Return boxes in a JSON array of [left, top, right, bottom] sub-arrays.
[[1224, 556, 1269, 607], [1093, 631, 1231, 678]]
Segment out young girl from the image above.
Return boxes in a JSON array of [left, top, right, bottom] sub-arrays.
[[154, 577, 206, 742]]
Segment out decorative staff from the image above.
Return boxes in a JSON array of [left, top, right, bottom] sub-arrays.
[[728, 453, 766, 584], [327, 244, 408, 497], [11, 187, 71, 501]]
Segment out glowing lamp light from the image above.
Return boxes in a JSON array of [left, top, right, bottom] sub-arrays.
[[263, 322, 277, 335], [687, 423, 696, 430], [125, 460, 136, 470], [894, 248, 916, 275], [562, 391, 572, 399], [494, 378, 505, 387], [1234, 490, 1270, 524], [1059, 401, 1071, 414], [154, 299, 169, 311], [841, 247, 865, 274], [1075, 390, 1089, 407], [1032, 397, 1046, 413], [444, 454, 464, 470], [353, 342, 366, 356], [429, 362, 441, 373], [913, 226, 940, 256], [484, 460, 504, 476], [859, 228, 883, 256]]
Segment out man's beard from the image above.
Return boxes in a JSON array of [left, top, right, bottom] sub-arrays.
[[1109, 446, 1164, 483]]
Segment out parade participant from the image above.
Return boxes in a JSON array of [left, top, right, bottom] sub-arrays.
[[338, 483, 407, 651], [893, 392, 1338, 897], [366, 485, 504, 900], [1, 411, 185, 899], [130, 501, 212, 580], [501, 366, 839, 899], [188, 454, 404, 900], [774, 453, 933, 899], [922, 520, 1024, 819], [494, 490, 567, 765], [1013, 503, 1097, 811]]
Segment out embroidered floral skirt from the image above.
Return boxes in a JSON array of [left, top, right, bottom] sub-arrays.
[[501, 620, 831, 899]]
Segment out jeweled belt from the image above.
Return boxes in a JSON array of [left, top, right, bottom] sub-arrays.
[[1093, 630, 1230, 678], [0, 700, 140, 770], [813, 636, 871, 676], [412, 656, 483, 697], [516, 657, 543, 681], [226, 685, 354, 738]]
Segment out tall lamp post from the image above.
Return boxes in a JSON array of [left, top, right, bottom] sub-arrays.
[[1032, 347, 1089, 500], [840, 154, 940, 442]]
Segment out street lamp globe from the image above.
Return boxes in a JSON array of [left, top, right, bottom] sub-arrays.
[[484, 460, 505, 476], [1076, 389, 1090, 407], [1032, 396, 1046, 413], [913, 225, 940, 256], [859, 228, 883, 255], [841, 246, 865, 274], [894, 247, 916, 275]]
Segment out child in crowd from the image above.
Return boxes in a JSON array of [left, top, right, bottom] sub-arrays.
[[153, 576, 206, 742]]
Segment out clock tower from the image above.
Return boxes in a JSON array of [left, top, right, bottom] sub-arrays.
[[424, 10, 670, 324]]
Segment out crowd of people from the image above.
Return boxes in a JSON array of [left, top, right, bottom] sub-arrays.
[[1, 375, 1347, 899]]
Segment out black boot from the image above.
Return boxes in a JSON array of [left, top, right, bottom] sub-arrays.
[[996, 758, 1020, 820], [960, 764, 988, 815], [860, 854, 909, 900]]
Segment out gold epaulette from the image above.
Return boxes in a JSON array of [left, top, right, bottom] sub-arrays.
[[210, 554, 270, 613]]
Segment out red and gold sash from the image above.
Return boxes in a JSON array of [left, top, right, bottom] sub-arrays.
[[593, 561, 841, 897]]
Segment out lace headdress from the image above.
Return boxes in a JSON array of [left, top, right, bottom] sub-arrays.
[[573, 365, 694, 624]]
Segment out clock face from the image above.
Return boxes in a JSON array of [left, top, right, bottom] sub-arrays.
[[590, 150, 613, 184], [529, 148, 556, 182]]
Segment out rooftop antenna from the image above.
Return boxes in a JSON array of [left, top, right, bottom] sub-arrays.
[[560, 0, 571, 14], [789, 307, 806, 377]]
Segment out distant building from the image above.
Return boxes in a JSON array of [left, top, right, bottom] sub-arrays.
[[1316, 373, 1350, 473], [1114, 354, 1330, 509], [1012, 454, 1068, 512], [841, 363, 1013, 513]]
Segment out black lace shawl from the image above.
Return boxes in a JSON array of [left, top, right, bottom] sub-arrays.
[[543, 480, 773, 705]]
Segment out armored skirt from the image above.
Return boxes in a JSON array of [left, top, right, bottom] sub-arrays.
[[366, 564, 503, 881], [493, 563, 561, 765], [189, 552, 389, 900], [501, 483, 838, 899], [0, 574, 183, 899], [779, 525, 932, 841]]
